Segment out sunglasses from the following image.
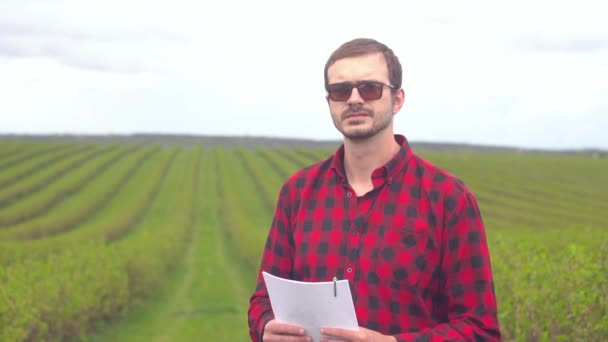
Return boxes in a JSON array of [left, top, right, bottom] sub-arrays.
[[326, 81, 396, 102]]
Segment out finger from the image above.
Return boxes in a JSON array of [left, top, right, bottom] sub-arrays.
[[320, 328, 359, 340], [320, 327, 350, 336], [264, 334, 312, 342], [267, 322, 306, 336], [320, 336, 352, 342], [320, 338, 350, 342]]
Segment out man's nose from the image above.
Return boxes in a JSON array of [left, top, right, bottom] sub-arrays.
[[346, 87, 365, 105]]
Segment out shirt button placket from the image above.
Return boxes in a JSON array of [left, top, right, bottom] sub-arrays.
[[345, 189, 357, 280]]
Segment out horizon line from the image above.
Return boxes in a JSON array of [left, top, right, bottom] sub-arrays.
[[0, 132, 606, 154]]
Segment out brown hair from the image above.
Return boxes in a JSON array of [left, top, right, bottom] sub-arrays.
[[324, 38, 402, 91]]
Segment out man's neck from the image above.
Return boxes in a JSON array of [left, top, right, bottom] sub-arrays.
[[343, 131, 400, 193]]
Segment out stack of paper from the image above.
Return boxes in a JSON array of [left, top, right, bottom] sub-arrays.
[[262, 271, 359, 342]]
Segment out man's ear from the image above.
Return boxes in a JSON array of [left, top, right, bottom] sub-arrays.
[[392, 88, 405, 114]]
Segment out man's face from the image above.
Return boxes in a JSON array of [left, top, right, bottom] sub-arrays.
[[326, 52, 404, 141]]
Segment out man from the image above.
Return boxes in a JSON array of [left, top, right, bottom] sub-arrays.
[[248, 38, 501, 342]]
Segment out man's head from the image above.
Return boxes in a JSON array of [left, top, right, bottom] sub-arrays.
[[324, 38, 402, 93], [324, 38, 405, 141]]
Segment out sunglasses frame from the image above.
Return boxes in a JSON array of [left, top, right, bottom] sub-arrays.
[[326, 80, 396, 102]]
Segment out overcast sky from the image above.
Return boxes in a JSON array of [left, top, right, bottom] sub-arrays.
[[1, 0, 607, 149]]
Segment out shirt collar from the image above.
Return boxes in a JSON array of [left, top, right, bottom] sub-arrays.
[[330, 134, 414, 184]]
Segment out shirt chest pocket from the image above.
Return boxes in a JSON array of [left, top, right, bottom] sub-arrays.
[[370, 228, 437, 291]]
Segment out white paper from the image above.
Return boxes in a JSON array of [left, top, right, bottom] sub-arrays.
[[262, 271, 359, 342]]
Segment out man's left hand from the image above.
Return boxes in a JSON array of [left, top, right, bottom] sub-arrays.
[[320, 327, 397, 342]]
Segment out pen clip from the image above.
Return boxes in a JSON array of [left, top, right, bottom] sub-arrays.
[[333, 276, 337, 297]]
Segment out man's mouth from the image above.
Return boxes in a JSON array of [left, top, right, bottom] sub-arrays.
[[344, 112, 370, 120]]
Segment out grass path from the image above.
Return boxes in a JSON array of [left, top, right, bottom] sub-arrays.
[[84, 160, 256, 342]]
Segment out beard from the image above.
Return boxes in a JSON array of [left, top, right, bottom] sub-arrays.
[[333, 105, 393, 141]]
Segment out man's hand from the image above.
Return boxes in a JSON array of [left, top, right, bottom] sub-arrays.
[[263, 320, 311, 341], [320, 327, 397, 342]]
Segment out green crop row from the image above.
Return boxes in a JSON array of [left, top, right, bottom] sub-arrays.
[[0, 145, 141, 228], [0, 147, 177, 265], [0, 142, 20, 158], [473, 183, 608, 227], [274, 148, 320, 169], [435, 154, 608, 212], [490, 232, 608, 341], [214, 147, 273, 269], [0, 146, 200, 342], [426, 152, 608, 200], [0, 145, 117, 209], [0, 143, 66, 171], [113, 146, 201, 297], [255, 148, 298, 180], [233, 147, 282, 211], [0, 146, 157, 240], [0, 143, 88, 188]]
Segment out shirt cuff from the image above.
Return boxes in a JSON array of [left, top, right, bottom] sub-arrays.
[[257, 311, 275, 341]]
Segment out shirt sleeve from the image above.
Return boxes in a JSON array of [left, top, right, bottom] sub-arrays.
[[248, 181, 296, 342], [393, 192, 501, 342]]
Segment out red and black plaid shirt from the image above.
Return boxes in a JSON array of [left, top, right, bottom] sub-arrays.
[[248, 135, 500, 341]]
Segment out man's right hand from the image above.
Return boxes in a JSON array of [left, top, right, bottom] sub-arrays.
[[263, 320, 311, 341]]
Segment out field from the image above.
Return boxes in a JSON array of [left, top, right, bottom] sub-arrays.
[[0, 137, 606, 342]]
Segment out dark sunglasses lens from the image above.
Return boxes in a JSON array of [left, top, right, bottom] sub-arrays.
[[329, 84, 354, 101], [357, 82, 383, 100]]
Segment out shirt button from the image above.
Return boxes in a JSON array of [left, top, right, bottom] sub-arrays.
[[347, 267, 353, 273], [352, 231, 358, 236], [347, 192, 352, 197]]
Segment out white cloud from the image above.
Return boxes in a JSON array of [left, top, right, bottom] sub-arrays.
[[0, 0, 607, 149]]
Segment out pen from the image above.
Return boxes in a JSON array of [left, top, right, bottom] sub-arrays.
[[333, 276, 337, 297]]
